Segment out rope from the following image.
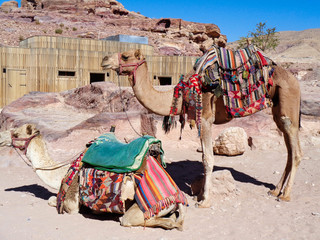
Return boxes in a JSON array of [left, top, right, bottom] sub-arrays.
[[117, 74, 142, 137], [12, 144, 85, 171]]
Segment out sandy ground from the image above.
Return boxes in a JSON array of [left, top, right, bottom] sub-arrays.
[[0, 115, 320, 240]]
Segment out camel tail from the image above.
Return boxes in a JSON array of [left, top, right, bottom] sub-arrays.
[[162, 116, 177, 134], [299, 97, 302, 129]]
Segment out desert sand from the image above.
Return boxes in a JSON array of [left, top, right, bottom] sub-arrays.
[[0, 112, 320, 240]]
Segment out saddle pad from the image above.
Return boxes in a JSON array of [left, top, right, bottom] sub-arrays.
[[81, 133, 164, 173], [135, 156, 188, 220], [196, 45, 274, 118], [56, 152, 84, 214], [79, 167, 125, 214]]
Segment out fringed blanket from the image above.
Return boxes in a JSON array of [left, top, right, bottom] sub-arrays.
[[164, 74, 203, 137], [79, 168, 125, 214], [165, 45, 275, 136], [134, 156, 188, 220], [56, 152, 84, 213], [198, 45, 274, 117]]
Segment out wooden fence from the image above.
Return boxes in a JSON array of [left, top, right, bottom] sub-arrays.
[[0, 36, 197, 108]]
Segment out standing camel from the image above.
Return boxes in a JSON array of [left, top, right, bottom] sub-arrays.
[[101, 49, 302, 207]]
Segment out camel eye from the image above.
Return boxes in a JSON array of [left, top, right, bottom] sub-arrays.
[[121, 54, 129, 61], [12, 133, 19, 138]]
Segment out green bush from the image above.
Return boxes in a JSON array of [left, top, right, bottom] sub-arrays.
[[55, 29, 63, 34]]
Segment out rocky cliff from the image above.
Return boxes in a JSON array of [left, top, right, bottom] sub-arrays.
[[0, 0, 226, 56]]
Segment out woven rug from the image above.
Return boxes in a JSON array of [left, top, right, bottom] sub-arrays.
[[195, 45, 275, 118], [79, 167, 126, 214], [56, 152, 84, 214], [134, 156, 188, 220]]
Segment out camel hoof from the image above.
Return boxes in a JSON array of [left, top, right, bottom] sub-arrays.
[[277, 195, 291, 202], [48, 196, 57, 207], [176, 221, 184, 231], [195, 200, 212, 208], [268, 189, 280, 198]]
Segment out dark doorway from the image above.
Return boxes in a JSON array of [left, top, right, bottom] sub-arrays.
[[90, 73, 105, 84], [158, 76, 172, 85]]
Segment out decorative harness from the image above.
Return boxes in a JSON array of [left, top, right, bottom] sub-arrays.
[[118, 53, 146, 86], [11, 131, 39, 155], [10, 131, 79, 171]]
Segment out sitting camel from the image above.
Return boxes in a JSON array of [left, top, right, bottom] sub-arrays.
[[0, 124, 186, 230], [101, 48, 302, 207]]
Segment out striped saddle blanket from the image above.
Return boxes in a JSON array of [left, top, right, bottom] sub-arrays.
[[135, 155, 188, 219], [195, 45, 274, 117]]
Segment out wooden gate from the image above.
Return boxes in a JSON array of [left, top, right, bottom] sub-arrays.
[[5, 69, 28, 106]]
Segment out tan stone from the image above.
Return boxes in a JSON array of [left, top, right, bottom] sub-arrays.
[[213, 127, 248, 156]]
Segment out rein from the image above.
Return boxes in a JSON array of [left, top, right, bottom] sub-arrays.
[[10, 131, 79, 171], [11, 131, 39, 155], [118, 53, 146, 86]]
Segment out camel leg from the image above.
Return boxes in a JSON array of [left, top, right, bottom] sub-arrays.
[[269, 116, 302, 201], [196, 118, 214, 208], [196, 93, 215, 208], [269, 71, 302, 201], [120, 203, 185, 230]]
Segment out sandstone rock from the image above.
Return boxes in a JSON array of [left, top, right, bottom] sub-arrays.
[[1, 1, 18, 12], [0, 82, 146, 141], [213, 127, 248, 156], [191, 170, 237, 199]]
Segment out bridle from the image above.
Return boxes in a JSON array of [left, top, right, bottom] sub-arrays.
[[11, 131, 40, 155], [10, 131, 77, 171], [118, 53, 146, 86]]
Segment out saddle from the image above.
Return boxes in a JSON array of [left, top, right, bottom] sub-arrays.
[[57, 133, 188, 217], [81, 133, 165, 173]]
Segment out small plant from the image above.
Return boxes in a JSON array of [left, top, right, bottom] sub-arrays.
[[60, 23, 64, 28], [35, 20, 40, 25], [55, 28, 63, 34], [72, 27, 77, 31], [43, 30, 47, 34], [65, 27, 69, 30], [19, 35, 24, 41]]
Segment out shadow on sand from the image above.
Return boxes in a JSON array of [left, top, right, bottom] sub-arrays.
[[165, 160, 275, 194], [5, 184, 55, 200]]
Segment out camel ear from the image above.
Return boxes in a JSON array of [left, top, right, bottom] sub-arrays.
[[26, 125, 33, 135], [134, 49, 142, 60]]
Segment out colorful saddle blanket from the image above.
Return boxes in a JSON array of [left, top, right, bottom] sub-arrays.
[[195, 45, 274, 117], [79, 167, 126, 214], [135, 156, 188, 220], [81, 133, 165, 173], [56, 135, 188, 216]]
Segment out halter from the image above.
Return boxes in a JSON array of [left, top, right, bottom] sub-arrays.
[[10, 130, 82, 171], [118, 53, 146, 86], [11, 131, 40, 155]]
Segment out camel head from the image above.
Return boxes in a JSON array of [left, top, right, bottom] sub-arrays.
[[9, 124, 40, 150], [101, 49, 145, 78]]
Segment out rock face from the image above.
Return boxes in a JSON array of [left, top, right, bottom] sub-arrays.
[[0, 1, 18, 12], [213, 127, 248, 156], [0, 82, 147, 141], [0, 0, 225, 55]]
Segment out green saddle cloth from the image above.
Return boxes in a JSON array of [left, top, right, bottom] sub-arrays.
[[81, 133, 165, 173]]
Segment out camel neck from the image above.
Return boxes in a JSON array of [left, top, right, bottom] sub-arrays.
[[26, 136, 69, 190], [132, 62, 182, 116]]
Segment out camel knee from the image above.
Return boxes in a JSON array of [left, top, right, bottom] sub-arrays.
[[280, 116, 292, 132], [119, 215, 133, 227], [48, 196, 57, 207]]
